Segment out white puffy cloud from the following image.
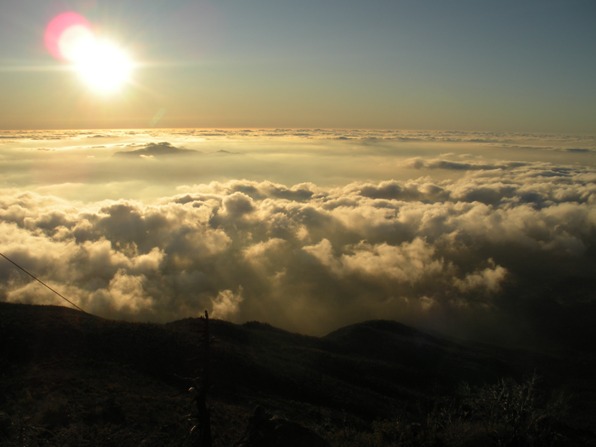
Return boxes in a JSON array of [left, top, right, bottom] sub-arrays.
[[211, 288, 244, 320], [454, 261, 507, 295], [1, 130, 595, 347]]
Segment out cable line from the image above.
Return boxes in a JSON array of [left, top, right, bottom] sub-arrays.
[[0, 251, 86, 314]]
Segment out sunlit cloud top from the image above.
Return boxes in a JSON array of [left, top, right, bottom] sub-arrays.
[[1, 130, 595, 350]]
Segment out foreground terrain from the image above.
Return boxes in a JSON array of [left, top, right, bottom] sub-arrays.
[[0, 302, 594, 446]]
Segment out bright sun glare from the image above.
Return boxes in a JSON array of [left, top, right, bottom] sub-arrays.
[[45, 12, 134, 95]]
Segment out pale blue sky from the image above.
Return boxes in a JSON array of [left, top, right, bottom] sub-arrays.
[[1, 0, 595, 131]]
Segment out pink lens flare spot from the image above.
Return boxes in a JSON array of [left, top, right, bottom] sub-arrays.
[[44, 12, 92, 61]]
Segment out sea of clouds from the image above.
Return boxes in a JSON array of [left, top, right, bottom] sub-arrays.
[[1, 129, 595, 348]]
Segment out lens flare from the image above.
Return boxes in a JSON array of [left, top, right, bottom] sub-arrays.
[[44, 12, 91, 61]]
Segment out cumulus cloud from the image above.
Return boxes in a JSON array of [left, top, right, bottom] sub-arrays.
[[211, 288, 244, 320], [454, 260, 507, 295], [222, 192, 256, 218], [1, 130, 595, 348]]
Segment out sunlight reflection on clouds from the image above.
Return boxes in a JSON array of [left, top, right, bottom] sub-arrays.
[[0, 129, 595, 347]]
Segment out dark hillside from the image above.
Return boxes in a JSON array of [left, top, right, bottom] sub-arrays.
[[325, 320, 515, 386], [0, 302, 594, 446]]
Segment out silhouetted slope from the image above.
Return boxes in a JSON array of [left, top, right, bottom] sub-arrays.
[[0, 303, 195, 381], [1, 302, 594, 446], [114, 142, 197, 157], [325, 320, 515, 386]]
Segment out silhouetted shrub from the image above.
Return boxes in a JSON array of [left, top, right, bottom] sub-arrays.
[[327, 373, 577, 447]]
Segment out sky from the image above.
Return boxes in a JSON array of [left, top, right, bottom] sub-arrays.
[[0, 0, 595, 132]]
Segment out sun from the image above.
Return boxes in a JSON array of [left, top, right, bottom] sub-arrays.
[[45, 12, 134, 95], [70, 36, 133, 95]]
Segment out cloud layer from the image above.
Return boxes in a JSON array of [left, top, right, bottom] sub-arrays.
[[1, 130, 595, 348]]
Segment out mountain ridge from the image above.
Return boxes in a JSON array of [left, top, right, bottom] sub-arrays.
[[114, 141, 197, 157], [0, 301, 594, 446]]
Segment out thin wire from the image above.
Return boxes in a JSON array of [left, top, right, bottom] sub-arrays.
[[0, 251, 87, 314]]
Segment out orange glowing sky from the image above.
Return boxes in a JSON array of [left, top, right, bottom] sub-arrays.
[[1, 1, 595, 131]]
